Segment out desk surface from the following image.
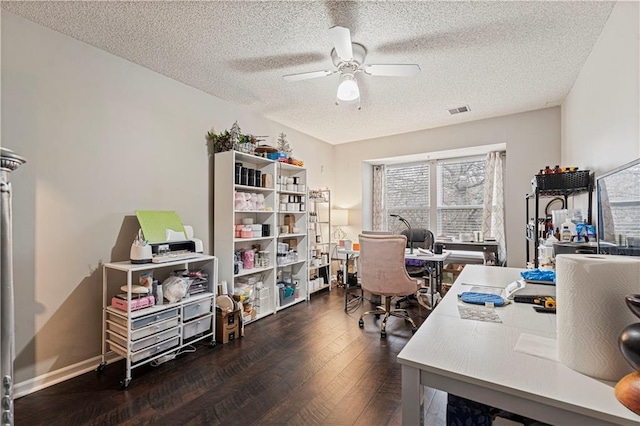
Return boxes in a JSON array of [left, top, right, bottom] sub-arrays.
[[432, 267, 556, 333], [437, 240, 499, 252], [337, 247, 451, 263], [397, 264, 639, 425]]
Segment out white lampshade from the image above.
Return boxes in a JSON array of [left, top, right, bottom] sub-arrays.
[[336, 73, 360, 102], [331, 209, 349, 226]]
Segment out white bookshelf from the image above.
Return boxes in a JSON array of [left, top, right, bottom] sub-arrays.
[[214, 151, 309, 322], [214, 151, 277, 324], [308, 188, 332, 294], [275, 161, 309, 310]]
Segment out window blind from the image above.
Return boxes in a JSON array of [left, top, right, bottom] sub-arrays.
[[437, 157, 486, 236], [385, 163, 430, 235]]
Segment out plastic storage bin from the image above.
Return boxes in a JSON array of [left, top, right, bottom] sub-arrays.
[[183, 313, 213, 340], [106, 316, 179, 341], [279, 287, 295, 305]]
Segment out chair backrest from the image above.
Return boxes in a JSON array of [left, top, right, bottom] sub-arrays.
[[358, 234, 418, 296], [400, 228, 435, 250], [362, 230, 393, 235]]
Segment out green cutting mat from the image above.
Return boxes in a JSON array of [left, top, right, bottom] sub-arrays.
[[135, 210, 187, 243]]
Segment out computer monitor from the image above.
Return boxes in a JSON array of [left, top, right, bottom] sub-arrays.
[[596, 158, 640, 256]]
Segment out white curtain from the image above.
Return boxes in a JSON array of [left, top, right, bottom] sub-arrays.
[[482, 152, 506, 264], [372, 165, 387, 231]]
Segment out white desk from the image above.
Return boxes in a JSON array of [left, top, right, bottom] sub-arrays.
[[397, 265, 640, 426], [337, 248, 450, 312], [437, 240, 499, 264], [405, 250, 450, 309]]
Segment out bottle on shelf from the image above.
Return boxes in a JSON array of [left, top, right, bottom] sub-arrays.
[[560, 218, 577, 242]]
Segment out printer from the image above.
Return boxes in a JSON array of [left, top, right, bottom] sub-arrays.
[[130, 210, 204, 264]]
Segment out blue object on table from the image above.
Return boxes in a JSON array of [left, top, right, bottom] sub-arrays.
[[520, 269, 556, 283], [459, 292, 506, 306], [405, 258, 424, 267]]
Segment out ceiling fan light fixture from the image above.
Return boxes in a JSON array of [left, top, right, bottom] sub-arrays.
[[336, 73, 360, 102]]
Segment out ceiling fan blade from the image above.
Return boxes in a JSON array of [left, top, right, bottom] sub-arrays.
[[282, 70, 334, 81], [329, 25, 353, 61], [363, 64, 421, 77], [228, 52, 326, 72]]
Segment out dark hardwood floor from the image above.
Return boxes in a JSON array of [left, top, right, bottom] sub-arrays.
[[15, 288, 445, 425]]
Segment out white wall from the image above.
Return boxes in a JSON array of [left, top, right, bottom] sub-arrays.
[[333, 107, 562, 268], [561, 0, 639, 224], [1, 11, 334, 390], [562, 1, 639, 174]]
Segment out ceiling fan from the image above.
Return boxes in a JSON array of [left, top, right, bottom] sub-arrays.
[[283, 26, 421, 108]]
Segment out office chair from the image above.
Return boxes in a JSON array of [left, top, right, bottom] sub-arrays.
[[400, 228, 435, 251], [357, 234, 419, 338], [397, 228, 436, 309]]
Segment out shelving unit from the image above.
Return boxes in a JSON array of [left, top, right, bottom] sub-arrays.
[[214, 151, 277, 324], [275, 162, 309, 310], [98, 255, 217, 388], [214, 151, 309, 321], [308, 188, 332, 294], [525, 171, 593, 267]]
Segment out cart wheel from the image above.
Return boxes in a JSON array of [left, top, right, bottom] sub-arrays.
[[120, 378, 131, 389], [381, 331, 387, 338], [358, 319, 364, 328], [95, 362, 106, 374], [411, 327, 418, 334]]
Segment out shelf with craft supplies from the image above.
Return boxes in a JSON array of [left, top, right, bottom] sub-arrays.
[[308, 188, 332, 295], [98, 255, 217, 389], [214, 147, 310, 326], [525, 167, 593, 268]]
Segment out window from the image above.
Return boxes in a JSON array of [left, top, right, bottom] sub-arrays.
[[383, 156, 486, 237], [386, 163, 430, 235], [437, 158, 486, 236]]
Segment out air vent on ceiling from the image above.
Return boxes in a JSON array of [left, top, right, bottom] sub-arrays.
[[448, 105, 471, 115]]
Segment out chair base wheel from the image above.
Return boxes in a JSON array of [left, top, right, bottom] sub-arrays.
[[411, 327, 418, 334], [358, 319, 364, 328], [374, 313, 381, 319]]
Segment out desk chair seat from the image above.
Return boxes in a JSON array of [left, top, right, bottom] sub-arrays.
[[357, 234, 419, 338]]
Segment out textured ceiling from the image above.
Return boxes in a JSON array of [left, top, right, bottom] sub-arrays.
[[2, 1, 615, 144]]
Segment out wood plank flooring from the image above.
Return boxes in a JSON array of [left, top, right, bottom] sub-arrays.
[[14, 288, 446, 425]]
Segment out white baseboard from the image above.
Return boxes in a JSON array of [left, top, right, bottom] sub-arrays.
[[15, 353, 121, 398]]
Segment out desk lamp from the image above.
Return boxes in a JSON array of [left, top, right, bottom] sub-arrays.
[[391, 214, 414, 253], [331, 209, 349, 241]]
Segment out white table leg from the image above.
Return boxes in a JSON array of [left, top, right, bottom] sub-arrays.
[[402, 364, 424, 425]]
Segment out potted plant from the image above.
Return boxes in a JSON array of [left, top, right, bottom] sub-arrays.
[[206, 121, 260, 154]]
